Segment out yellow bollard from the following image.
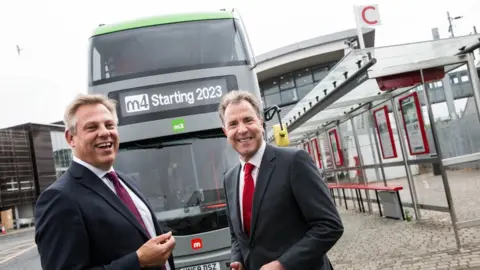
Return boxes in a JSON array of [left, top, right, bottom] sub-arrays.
[[273, 124, 290, 146]]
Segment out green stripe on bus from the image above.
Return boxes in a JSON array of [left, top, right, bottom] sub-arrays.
[[92, 11, 234, 36]]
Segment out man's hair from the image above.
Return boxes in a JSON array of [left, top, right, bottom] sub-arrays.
[[218, 90, 263, 125], [64, 94, 118, 134]]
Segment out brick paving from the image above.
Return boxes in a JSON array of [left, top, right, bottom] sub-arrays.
[[368, 170, 480, 222], [328, 206, 480, 269], [4, 209, 480, 269]]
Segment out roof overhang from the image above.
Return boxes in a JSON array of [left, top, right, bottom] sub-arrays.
[[268, 34, 480, 143], [256, 50, 344, 82], [255, 28, 375, 81], [1, 122, 65, 132]]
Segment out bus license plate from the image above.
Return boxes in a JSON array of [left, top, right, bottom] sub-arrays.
[[180, 262, 220, 270]]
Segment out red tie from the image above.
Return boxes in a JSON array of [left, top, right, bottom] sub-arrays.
[[242, 163, 255, 236]]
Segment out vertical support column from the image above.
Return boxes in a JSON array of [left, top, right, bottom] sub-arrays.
[[466, 52, 480, 122], [363, 112, 382, 182], [368, 110, 388, 186], [308, 138, 316, 166], [316, 133, 323, 160], [14, 206, 20, 229], [353, 5, 366, 50], [391, 98, 422, 220], [350, 117, 372, 213], [327, 129, 340, 184], [324, 129, 356, 210], [336, 122, 352, 208], [326, 130, 342, 206], [443, 76, 459, 120], [420, 69, 461, 250]]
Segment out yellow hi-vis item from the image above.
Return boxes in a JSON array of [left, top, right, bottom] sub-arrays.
[[273, 124, 290, 146]]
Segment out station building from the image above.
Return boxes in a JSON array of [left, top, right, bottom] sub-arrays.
[[255, 28, 376, 132]]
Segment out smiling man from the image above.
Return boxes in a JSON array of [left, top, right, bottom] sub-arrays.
[[218, 90, 343, 270], [34, 94, 176, 270]]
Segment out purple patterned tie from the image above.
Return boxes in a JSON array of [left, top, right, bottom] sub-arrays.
[[106, 171, 168, 270], [105, 171, 148, 233]]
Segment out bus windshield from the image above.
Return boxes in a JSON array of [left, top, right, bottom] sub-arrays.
[[89, 18, 248, 84], [114, 136, 239, 235]]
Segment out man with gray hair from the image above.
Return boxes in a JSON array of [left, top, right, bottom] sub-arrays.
[[219, 90, 343, 270], [34, 94, 176, 270]]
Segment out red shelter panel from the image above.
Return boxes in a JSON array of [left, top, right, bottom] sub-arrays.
[[328, 128, 344, 167]]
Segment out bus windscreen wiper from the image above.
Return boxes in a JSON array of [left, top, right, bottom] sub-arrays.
[[184, 191, 202, 208]]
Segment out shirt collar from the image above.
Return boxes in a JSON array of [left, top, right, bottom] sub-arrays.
[[72, 156, 114, 179], [239, 140, 266, 170]]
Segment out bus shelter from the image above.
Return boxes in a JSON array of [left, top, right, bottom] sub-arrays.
[[268, 34, 480, 249]]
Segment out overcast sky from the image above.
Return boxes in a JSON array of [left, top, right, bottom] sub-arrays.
[[0, 0, 479, 128]]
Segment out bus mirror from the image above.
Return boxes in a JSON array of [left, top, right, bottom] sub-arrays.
[[250, 56, 258, 70], [273, 124, 290, 147]]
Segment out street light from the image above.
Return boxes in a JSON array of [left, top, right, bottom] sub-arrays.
[[447, 11, 463, 38]]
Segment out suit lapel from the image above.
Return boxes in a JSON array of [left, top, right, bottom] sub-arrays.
[[117, 171, 165, 235], [231, 164, 245, 236], [69, 162, 150, 240], [249, 144, 276, 240]]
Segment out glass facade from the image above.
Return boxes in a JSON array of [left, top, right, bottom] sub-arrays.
[[50, 131, 73, 178], [259, 61, 337, 107]]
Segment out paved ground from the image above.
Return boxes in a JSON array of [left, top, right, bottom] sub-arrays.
[[328, 203, 480, 270], [6, 209, 480, 270], [0, 228, 39, 270]]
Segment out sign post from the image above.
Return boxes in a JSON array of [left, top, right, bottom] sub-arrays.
[[353, 4, 381, 49]]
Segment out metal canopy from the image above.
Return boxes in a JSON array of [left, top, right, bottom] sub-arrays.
[[268, 34, 480, 142]]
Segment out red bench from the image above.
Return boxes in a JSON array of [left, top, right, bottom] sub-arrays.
[[328, 183, 405, 220]]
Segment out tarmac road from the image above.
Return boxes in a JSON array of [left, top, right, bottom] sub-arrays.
[[0, 228, 40, 270]]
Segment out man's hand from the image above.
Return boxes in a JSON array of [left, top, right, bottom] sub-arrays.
[[136, 231, 176, 267], [230, 261, 244, 270], [260, 261, 285, 270]]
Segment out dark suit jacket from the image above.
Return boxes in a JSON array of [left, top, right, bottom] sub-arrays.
[[223, 144, 343, 270], [34, 161, 175, 270]]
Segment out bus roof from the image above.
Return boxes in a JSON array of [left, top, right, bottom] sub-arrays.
[[92, 11, 235, 37]]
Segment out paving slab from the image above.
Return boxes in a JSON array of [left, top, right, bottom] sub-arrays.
[[329, 205, 480, 269]]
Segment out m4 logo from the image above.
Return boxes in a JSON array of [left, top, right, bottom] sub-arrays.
[[124, 94, 150, 113], [191, 238, 203, 250]]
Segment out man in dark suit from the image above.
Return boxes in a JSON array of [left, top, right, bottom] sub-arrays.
[[34, 94, 176, 270], [218, 90, 343, 270]]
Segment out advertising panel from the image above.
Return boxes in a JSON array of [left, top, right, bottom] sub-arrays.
[[311, 138, 323, 168], [399, 92, 430, 155], [373, 105, 398, 159], [328, 128, 344, 167]]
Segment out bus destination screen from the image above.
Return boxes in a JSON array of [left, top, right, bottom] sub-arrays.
[[118, 77, 229, 117]]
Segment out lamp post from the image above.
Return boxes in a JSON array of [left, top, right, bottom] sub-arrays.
[[447, 11, 463, 38]]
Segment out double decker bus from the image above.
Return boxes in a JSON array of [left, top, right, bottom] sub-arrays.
[[87, 10, 260, 270]]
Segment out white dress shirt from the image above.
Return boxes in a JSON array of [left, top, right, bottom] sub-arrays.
[[73, 156, 171, 270], [238, 140, 267, 226]]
